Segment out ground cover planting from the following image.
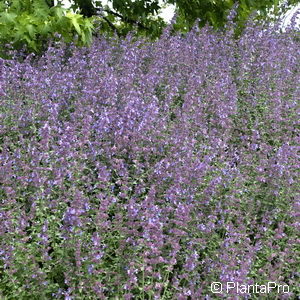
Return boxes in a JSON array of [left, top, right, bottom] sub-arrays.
[[0, 16, 299, 299]]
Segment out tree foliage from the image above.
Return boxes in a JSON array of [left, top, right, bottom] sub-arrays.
[[71, 0, 300, 36], [0, 0, 93, 58], [170, 0, 299, 32], [0, 0, 299, 58]]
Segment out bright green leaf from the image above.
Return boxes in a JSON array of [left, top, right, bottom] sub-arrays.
[[66, 12, 82, 35]]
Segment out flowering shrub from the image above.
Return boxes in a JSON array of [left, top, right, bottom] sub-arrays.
[[0, 16, 299, 299]]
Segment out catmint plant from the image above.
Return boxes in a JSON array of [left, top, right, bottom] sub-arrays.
[[0, 11, 299, 299]]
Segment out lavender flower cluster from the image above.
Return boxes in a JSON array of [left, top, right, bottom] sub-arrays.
[[0, 19, 299, 299]]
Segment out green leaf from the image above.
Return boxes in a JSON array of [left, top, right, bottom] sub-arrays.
[[40, 21, 51, 35], [26, 24, 36, 38], [50, 6, 65, 18], [0, 12, 17, 23], [66, 12, 82, 35]]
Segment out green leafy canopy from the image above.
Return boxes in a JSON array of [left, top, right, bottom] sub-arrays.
[[0, 0, 93, 58], [0, 0, 299, 58]]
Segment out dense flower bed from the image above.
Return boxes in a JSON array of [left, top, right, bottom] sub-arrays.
[[0, 17, 299, 299]]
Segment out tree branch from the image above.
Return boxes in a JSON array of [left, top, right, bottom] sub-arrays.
[[73, 0, 97, 17], [102, 8, 150, 30], [45, 0, 55, 8], [102, 16, 121, 37]]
